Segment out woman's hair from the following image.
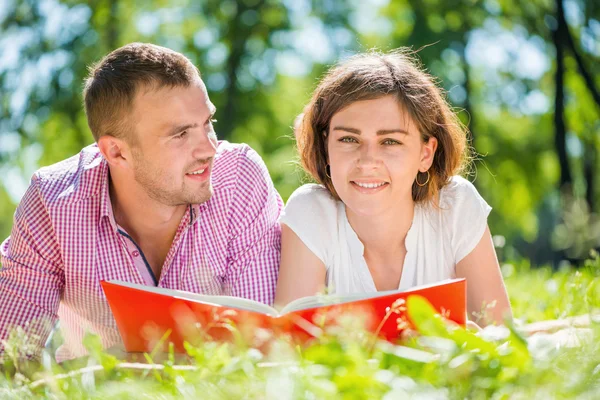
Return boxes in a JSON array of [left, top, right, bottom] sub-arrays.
[[296, 48, 471, 204]]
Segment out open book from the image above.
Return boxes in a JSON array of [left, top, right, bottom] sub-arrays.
[[101, 278, 466, 353]]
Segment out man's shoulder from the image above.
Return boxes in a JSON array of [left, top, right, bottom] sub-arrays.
[[33, 144, 106, 207], [212, 141, 270, 188]]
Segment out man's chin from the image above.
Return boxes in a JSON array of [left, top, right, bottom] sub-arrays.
[[188, 188, 213, 205]]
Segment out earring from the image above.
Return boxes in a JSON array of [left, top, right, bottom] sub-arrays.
[[325, 164, 331, 179], [416, 170, 430, 187]]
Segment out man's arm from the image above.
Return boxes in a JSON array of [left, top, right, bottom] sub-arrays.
[[0, 177, 64, 359], [225, 146, 283, 305]]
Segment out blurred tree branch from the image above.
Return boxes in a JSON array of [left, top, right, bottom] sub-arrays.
[[552, 0, 572, 190], [220, 0, 266, 140]]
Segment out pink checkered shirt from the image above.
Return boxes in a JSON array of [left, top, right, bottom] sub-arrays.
[[0, 141, 282, 362]]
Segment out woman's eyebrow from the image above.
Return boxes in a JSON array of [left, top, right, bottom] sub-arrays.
[[332, 126, 409, 135], [376, 129, 409, 135]]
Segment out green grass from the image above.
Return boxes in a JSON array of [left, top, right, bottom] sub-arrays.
[[504, 253, 600, 323], [2, 253, 600, 399]]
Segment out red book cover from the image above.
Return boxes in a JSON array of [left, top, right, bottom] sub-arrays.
[[101, 278, 466, 353]]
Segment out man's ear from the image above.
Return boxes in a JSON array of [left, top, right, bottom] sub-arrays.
[[97, 135, 131, 168], [420, 136, 438, 172]]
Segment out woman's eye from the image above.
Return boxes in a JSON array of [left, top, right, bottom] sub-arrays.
[[339, 136, 358, 143], [382, 138, 401, 145]]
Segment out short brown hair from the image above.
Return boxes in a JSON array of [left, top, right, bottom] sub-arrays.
[[297, 49, 471, 204], [83, 42, 200, 142]]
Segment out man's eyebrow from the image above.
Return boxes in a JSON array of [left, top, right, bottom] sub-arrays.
[[166, 123, 199, 136], [332, 126, 409, 135]]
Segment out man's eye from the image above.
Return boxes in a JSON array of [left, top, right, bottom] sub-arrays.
[[339, 136, 358, 143], [174, 131, 188, 140], [382, 139, 401, 145]]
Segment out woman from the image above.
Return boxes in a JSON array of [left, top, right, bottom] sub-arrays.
[[275, 49, 512, 326]]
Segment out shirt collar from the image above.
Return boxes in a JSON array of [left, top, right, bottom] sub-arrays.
[[98, 158, 119, 233], [189, 203, 204, 226]]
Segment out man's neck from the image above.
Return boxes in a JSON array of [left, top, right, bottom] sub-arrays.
[[108, 173, 187, 246]]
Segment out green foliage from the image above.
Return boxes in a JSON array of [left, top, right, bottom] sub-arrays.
[[2, 262, 600, 399], [0, 0, 599, 262], [1, 1, 599, 397], [503, 253, 599, 322]]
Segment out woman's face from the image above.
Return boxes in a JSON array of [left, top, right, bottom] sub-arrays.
[[326, 95, 437, 217]]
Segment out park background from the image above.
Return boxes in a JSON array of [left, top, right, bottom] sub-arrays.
[[0, 1, 600, 398], [1, 0, 599, 269]]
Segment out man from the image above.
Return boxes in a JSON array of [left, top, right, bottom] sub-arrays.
[[0, 43, 283, 362]]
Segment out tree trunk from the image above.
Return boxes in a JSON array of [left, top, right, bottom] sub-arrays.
[[552, 0, 572, 191], [107, 0, 119, 50], [218, 0, 266, 141], [556, 0, 600, 212], [461, 44, 475, 148], [584, 141, 596, 212]]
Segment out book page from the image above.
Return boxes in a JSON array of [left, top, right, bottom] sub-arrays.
[[280, 289, 401, 315], [107, 280, 279, 317], [279, 278, 462, 315]]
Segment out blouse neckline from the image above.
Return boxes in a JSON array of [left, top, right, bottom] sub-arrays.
[[341, 203, 421, 291]]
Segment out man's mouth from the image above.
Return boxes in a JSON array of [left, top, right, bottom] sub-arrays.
[[187, 168, 206, 175], [185, 165, 211, 180]]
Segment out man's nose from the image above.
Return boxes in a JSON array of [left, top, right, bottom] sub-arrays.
[[191, 128, 217, 160]]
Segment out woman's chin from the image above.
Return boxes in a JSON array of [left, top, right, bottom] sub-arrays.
[[344, 202, 387, 219]]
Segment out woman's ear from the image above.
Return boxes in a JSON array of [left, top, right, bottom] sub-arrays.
[[420, 136, 438, 172], [97, 135, 131, 169]]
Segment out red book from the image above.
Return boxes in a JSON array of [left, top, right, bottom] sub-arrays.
[[101, 278, 466, 353]]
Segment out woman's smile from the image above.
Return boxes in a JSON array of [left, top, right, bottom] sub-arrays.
[[350, 180, 390, 194]]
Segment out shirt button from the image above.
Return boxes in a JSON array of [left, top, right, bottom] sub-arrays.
[[132, 250, 140, 257]]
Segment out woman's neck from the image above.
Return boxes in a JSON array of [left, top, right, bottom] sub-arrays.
[[345, 198, 415, 256]]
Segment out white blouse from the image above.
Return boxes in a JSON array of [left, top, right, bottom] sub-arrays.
[[279, 176, 492, 295]]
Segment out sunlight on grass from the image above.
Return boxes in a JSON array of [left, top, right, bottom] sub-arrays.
[[2, 254, 599, 399]]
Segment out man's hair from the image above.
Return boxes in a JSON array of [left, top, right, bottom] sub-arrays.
[[296, 48, 471, 204], [83, 42, 200, 142]]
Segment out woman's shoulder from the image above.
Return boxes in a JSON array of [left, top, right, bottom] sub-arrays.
[[285, 183, 338, 210], [280, 184, 340, 266], [439, 176, 485, 208], [281, 183, 340, 228], [437, 177, 492, 262]]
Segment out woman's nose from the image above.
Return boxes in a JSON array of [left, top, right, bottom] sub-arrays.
[[356, 142, 379, 168]]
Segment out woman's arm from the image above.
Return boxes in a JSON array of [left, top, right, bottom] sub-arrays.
[[274, 224, 327, 309], [455, 225, 512, 326]]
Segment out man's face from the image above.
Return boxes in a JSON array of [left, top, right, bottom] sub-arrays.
[[127, 80, 218, 207]]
